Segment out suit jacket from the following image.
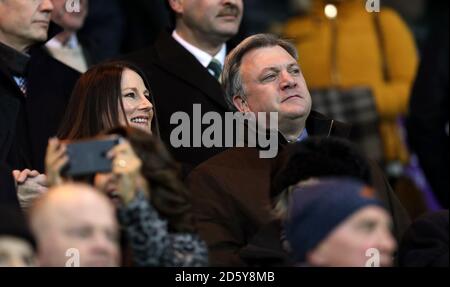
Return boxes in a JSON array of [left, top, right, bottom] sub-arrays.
[[0, 163, 20, 209], [122, 31, 229, 173], [187, 112, 411, 266], [0, 25, 80, 172]]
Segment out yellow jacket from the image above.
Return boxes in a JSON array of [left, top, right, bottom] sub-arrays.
[[282, 0, 418, 163]]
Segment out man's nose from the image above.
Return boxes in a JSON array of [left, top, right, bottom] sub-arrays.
[[138, 95, 153, 111], [280, 70, 297, 90], [40, 0, 54, 13], [377, 228, 397, 255]]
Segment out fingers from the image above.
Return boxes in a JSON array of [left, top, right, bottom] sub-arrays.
[[15, 169, 32, 184], [29, 170, 40, 177], [12, 170, 21, 181], [45, 138, 68, 175], [12, 169, 42, 184], [33, 174, 49, 187]]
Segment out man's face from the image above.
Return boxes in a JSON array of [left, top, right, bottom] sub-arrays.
[[0, 0, 54, 50], [236, 46, 312, 122], [0, 236, 36, 267], [308, 206, 397, 267], [37, 193, 120, 267], [175, 0, 243, 42], [51, 0, 88, 32]]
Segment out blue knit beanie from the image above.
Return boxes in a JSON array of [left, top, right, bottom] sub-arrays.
[[285, 177, 385, 263]]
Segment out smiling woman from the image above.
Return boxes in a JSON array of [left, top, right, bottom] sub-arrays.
[[57, 61, 158, 140]]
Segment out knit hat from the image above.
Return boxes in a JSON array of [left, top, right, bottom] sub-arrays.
[[285, 177, 385, 263], [0, 204, 36, 249]]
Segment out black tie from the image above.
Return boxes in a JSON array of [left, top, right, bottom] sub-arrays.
[[207, 59, 222, 81]]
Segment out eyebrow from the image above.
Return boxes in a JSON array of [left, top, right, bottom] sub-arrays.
[[121, 87, 150, 94], [259, 62, 300, 75]]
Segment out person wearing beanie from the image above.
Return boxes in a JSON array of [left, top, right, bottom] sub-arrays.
[[284, 178, 397, 267], [271, 136, 410, 244], [0, 204, 37, 267]]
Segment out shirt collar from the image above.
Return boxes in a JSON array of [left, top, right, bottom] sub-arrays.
[[297, 128, 309, 142], [0, 41, 30, 76], [172, 30, 226, 68], [46, 34, 80, 50], [285, 128, 309, 144]]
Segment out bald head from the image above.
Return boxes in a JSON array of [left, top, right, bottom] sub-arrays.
[[30, 183, 120, 267]]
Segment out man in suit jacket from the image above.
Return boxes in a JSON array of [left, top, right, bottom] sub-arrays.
[[0, 163, 20, 209], [123, 0, 244, 171], [0, 0, 80, 197], [187, 34, 410, 266]]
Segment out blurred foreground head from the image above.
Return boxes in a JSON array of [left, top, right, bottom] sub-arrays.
[[30, 183, 120, 267], [284, 178, 397, 267], [0, 204, 37, 267]]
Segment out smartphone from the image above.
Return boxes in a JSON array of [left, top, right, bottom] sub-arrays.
[[61, 136, 121, 177]]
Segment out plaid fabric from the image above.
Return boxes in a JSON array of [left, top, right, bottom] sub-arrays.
[[13, 76, 27, 97], [311, 87, 383, 162]]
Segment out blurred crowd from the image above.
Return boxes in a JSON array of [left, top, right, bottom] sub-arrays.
[[0, 0, 448, 267]]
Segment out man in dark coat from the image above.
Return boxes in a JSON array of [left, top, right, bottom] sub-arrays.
[[123, 0, 244, 172], [407, 4, 449, 208], [0, 0, 80, 193], [0, 163, 20, 209], [187, 34, 410, 266]]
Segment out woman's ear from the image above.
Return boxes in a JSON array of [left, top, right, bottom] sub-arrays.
[[232, 95, 250, 113]]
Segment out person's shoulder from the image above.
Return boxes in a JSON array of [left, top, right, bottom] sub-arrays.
[[120, 45, 158, 66], [307, 110, 352, 138], [27, 47, 80, 88]]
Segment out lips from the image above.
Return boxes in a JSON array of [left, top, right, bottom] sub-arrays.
[[130, 116, 150, 125], [282, 95, 303, 103]]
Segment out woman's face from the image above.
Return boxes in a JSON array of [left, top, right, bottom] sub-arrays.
[[118, 68, 154, 133]]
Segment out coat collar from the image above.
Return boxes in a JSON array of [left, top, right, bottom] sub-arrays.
[[0, 22, 63, 77], [154, 31, 229, 110]]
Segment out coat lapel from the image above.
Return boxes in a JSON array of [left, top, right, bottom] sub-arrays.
[[154, 32, 229, 110]]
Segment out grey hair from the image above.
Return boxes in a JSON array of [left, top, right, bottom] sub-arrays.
[[222, 34, 299, 111], [271, 178, 321, 221]]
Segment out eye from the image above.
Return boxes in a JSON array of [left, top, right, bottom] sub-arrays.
[[123, 92, 136, 99], [262, 74, 277, 82], [289, 67, 301, 75], [68, 227, 92, 239], [357, 222, 377, 233]]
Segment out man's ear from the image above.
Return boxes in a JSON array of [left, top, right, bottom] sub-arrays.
[[233, 95, 250, 113], [168, 0, 184, 14]]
